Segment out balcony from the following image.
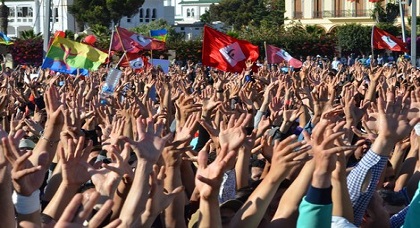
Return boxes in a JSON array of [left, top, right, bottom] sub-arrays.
[[316, 10, 371, 18], [293, 11, 303, 19]]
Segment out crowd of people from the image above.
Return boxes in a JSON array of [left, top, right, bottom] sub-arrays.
[[0, 56, 419, 228]]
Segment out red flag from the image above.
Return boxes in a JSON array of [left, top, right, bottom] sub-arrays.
[[202, 25, 259, 73], [266, 45, 302, 68], [120, 53, 151, 71], [372, 26, 408, 52], [111, 27, 166, 53]]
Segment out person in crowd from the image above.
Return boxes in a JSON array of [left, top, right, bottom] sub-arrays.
[[0, 57, 419, 228]]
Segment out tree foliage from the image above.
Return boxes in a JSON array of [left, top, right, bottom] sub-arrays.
[[201, 0, 285, 30], [371, 0, 399, 23], [336, 23, 372, 54], [69, 0, 145, 29]]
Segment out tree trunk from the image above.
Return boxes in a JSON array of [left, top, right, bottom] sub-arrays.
[[0, 2, 9, 35]]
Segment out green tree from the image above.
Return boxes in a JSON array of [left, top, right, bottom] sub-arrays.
[[201, 0, 285, 30], [371, 0, 399, 23], [0, 0, 9, 35], [69, 0, 145, 29], [336, 23, 372, 54]]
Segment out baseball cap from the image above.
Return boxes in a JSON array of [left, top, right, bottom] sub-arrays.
[[19, 139, 36, 150], [331, 216, 357, 228]]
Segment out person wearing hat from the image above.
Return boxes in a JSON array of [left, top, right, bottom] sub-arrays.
[[19, 138, 36, 152]]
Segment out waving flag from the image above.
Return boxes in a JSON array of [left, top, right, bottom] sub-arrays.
[[150, 29, 168, 42], [202, 25, 259, 73], [266, 45, 302, 68], [0, 32, 13, 45], [120, 53, 151, 70], [112, 27, 166, 52], [42, 36, 108, 73], [372, 26, 408, 52]]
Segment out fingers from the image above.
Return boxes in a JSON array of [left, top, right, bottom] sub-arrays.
[[59, 193, 83, 223], [89, 200, 115, 228]]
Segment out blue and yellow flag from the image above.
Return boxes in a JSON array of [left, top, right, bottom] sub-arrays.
[[150, 29, 168, 42], [0, 32, 13, 45]]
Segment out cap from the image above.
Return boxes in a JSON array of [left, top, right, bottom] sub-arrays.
[[219, 199, 243, 211], [19, 139, 36, 149], [331, 216, 357, 228], [316, 55, 321, 58]]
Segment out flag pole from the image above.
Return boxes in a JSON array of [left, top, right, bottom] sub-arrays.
[[115, 26, 131, 64], [371, 26, 375, 65], [106, 28, 115, 70], [116, 51, 127, 68], [411, 0, 417, 67], [264, 41, 268, 66], [149, 30, 154, 66]]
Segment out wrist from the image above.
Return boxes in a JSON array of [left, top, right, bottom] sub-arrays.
[[312, 171, 332, 188]]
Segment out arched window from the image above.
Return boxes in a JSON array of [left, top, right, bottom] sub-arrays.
[[191, 8, 195, 17], [187, 8, 190, 17], [145, 8, 150, 22], [152, 8, 156, 21], [139, 8, 144, 22]]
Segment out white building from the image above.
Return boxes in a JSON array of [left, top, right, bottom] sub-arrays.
[[119, 0, 174, 28], [284, 0, 418, 33], [5, 0, 76, 37]]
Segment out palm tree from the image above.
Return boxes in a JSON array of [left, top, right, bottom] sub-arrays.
[[0, 0, 9, 35]]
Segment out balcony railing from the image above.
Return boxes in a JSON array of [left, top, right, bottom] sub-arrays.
[[293, 11, 303, 19]]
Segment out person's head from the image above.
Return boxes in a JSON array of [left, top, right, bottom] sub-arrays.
[[19, 139, 36, 152], [220, 199, 243, 227], [250, 159, 265, 181]]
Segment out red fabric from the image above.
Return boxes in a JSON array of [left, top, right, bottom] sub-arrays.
[[372, 26, 408, 52], [202, 25, 259, 73], [119, 53, 151, 71], [266, 45, 302, 68], [111, 27, 165, 53]]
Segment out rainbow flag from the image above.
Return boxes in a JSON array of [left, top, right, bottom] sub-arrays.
[[42, 36, 108, 72], [0, 32, 13, 45], [150, 29, 168, 42]]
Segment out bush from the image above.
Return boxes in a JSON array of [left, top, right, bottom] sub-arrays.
[[9, 38, 43, 66]]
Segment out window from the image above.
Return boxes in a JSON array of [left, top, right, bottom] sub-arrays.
[[49, 8, 59, 22], [187, 9, 190, 17], [180, 27, 185, 31], [191, 8, 195, 17], [145, 8, 150, 22], [139, 8, 143, 22], [127, 17, 131, 23], [16, 6, 33, 17], [9, 7, 15, 17], [152, 9, 156, 19]]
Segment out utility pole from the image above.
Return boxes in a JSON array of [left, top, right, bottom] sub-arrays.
[[411, 0, 417, 66], [34, 0, 40, 34], [43, 0, 51, 56], [400, 0, 407, 43]]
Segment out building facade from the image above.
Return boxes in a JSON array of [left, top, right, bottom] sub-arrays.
[[284, 0, 418, 33], [119, 0, 175, 28], [5, 0, 76, 37]]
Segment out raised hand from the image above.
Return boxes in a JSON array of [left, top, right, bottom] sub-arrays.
[[219, 113, 251, 152], [59, 134, 92, 186], [2, 129, 48, 196], [195, 144, 237, 199], [121, 117, 171, 164], [56, 192, 122, 228], [142, 165, 184, 224]]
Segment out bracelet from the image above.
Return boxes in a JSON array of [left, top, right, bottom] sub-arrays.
[[216, 89, 224, 93], [41, 135, 60, 147]]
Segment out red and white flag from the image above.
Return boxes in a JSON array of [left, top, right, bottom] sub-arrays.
[[266, 45, 302, 68], [372, 26, 408, 52], [111, 27, 166, 53], [120, 53, 151, 71], [202, 25, 259, 73]]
